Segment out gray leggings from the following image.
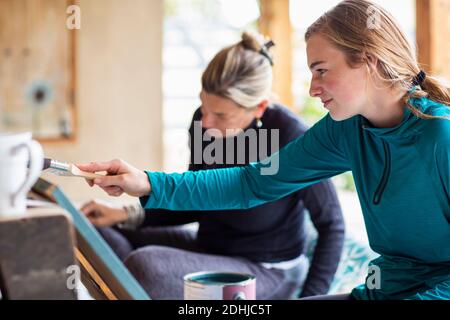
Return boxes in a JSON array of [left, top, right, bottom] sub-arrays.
[[97, 225, 309, 300]]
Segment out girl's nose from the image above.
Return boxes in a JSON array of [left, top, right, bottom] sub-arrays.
[[309, 79, 322, 97]]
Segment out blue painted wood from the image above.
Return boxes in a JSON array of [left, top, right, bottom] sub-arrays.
[[31, 177, 150, 300]]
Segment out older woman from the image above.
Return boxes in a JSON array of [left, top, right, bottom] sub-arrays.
[[81, 32, 344, 300]]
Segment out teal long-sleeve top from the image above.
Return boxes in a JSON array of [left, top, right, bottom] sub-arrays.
[[140, 97, 450, 300]]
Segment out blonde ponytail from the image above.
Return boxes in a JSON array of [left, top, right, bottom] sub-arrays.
[[405, 75, 450, 119]]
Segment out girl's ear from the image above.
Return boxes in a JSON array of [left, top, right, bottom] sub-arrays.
[[365, 53, 379, 73]]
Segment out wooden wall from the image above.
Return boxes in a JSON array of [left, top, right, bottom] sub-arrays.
[[41, 0, 163, 202], [0, 0, 75, 139]]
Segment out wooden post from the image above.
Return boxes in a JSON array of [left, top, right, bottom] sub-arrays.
[[416, 0, 450, 78], [0, 211, 77, 300], [258, 0, 294, 108]]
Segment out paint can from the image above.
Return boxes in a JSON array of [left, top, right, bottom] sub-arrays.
[[183, 271, 256, 300]]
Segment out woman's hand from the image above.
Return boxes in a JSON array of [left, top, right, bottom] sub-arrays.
[[80, 199, 128, 227], [77, 159, 151, 197]]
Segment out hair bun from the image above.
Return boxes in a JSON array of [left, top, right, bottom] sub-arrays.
[[241, 31, 264, 52]]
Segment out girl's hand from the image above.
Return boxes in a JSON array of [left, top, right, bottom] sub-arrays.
[[77, 159, 151, 197]]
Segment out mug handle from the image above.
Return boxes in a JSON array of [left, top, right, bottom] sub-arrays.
[[10, 140, 44, 207]]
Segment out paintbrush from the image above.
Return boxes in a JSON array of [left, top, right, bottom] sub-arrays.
[[42, 158, 103, 179]]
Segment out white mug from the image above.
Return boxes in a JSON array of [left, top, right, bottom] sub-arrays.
[[0, 132, 44, 217]]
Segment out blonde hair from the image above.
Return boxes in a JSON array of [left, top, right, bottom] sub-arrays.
[[305, 0, 450, 119], [201, 32, 273, 108]]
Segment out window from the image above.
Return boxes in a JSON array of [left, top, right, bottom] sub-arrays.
[[163, 0, 260, 172]]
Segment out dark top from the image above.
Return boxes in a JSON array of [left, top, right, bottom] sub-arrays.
[[141, 104, 345, 296]]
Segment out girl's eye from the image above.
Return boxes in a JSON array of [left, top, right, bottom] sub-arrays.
[[317, 69, 327, 76]]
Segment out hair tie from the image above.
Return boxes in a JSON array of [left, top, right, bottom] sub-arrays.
[[259, 40, 275, 66], [412, 70, 426, 87]]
